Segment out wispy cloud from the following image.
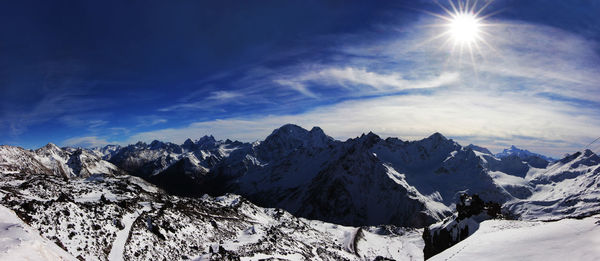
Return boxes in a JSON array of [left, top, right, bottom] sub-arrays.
[[158, 90, 248, 112], [62, 136, 115, 148], [274, 67, 459, 97], [127, 88, 600, 157], [135, 115, 168, 127], [207, 90, 243, 100]]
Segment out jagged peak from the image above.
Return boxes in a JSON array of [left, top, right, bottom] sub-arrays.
[[39, 142, 62, 151], [310, 126, 325, 134], [427, 132, 448, 141], [197, 135, 216, 144], [359, 131, 380, 139], [582, 149, 597, 157], [150, 140, 163, 145], [465, 144, 493, 155], [558, 149, 600, 168], [351, 131, 381, 148]]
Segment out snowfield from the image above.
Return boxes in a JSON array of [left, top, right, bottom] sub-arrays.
[[430, 215, 600, 261], [0, 172, 425, 260], [0, 204, 76, 261]]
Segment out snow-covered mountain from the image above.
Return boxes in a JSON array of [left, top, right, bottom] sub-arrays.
[[496, 145, 556, 162], [90, 124, 600, 229], [504, 149, 600, 220], [0, 143, 121, 178], [1, 124, 599, 260], [424, 148, 600, 258]]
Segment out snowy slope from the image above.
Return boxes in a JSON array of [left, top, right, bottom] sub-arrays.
[[0, 204, 77, 261], [0, 172, 424, 260], [430, 215, 600, 261], [504, 149, 600, 220]]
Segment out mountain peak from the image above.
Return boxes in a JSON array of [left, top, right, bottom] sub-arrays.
[[258, 124, 331, 160], [197, 135, 216, 144], [496, 145, 554, 162], [310, 126, 325, 135], [274, 124, 307, 134], [466, 144, 493, 155], [558, 149, 600, 168], [42, 142, 61, 150], [183, 138, 194, 147], [149, 140, 166, 150], [35, 143, 65, 155], [428, 132, 447, 141], [356, 131, 381, 147]]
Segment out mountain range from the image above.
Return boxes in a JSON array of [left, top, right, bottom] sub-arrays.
[[93, 124, 600, 226], [0, 124, 599, 260]]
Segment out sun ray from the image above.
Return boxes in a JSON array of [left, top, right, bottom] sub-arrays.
[[434, 0, 456, 18], [447, 0, 460, 16]]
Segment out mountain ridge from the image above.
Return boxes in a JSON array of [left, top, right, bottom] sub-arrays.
[[2, 124, 599, 228]]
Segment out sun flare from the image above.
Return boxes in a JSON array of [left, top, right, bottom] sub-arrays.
[[448, 13, 481, 44], [424, 0, 497, 65]]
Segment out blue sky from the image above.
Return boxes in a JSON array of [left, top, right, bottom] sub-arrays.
[[1, 0, 600, 157]]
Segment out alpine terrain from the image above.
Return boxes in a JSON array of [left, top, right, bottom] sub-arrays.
[[0, 124, 599, 260]]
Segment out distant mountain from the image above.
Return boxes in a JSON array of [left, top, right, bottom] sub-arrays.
[[93, 124, 600, 228], [465, 144, 493, 155], [496, 145, 556, 162], [504, 149, 600, 220], [0, 143, 121, 178]]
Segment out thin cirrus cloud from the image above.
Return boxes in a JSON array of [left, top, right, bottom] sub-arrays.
[[273, 67, 459, 97], [158, 90, 248, 112], [62, 136, 115, 148]]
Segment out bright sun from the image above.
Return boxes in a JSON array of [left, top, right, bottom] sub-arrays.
[[425, 0, 496, 63], [448, 13, 481, 44]]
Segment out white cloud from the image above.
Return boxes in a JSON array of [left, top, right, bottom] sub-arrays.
[[274, 67, 459, 97], [207, 90, 243, 100], [62, 136, 114, 148], [127, 89, 600, 157]]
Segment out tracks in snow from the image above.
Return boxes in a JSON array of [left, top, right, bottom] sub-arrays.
[[108, 202, 152, 261]]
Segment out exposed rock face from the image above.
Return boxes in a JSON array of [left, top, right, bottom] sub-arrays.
[[423, 194, 502, 259]]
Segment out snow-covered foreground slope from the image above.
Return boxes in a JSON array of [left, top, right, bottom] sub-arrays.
[[0, 203, 77, 260], [430, 215, 600, 261], [0, 172, 424, 260]]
